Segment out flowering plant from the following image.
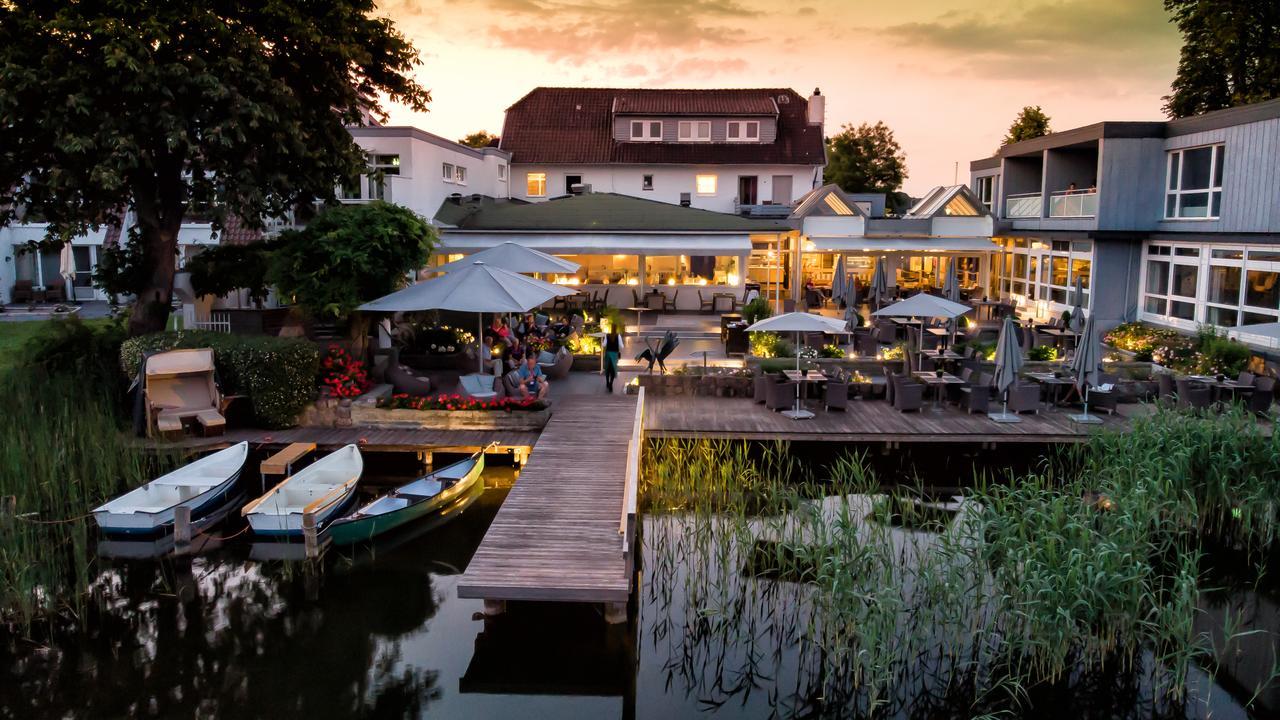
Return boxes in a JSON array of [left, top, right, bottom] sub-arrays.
[[524, 335, 555, 354], [382, 393, 547, 412], [319, 345, 371, 398]]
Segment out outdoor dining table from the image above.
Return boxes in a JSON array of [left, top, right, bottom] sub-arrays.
[[1025, 371, 1076, 409], [1037, 327, 1079, 352], [911, 371, 965, 411], [782, 369, 827, 418], [1186, 375, 1254, 402], [624, 306, 650, 329]]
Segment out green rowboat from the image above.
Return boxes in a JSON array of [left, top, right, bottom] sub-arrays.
[[327, 449, 486, 546]]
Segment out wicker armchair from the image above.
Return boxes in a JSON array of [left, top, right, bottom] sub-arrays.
[[1249, 377, 1275, 416], [766, 379, 798, 412], [1006, 383, 1041, 415], [889, 374, 924, 412], [1175, 377, 1212, 410], [753, 373, 772, 404], [825, 379, 849, 411]]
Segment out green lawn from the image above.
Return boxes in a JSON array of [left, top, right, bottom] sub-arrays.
[[0, 318, 111, 371]]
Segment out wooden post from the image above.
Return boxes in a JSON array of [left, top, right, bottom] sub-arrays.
[[423, 450, 433, 469], [482, 599, 506, 617], [174, 506, 192, 546], [604, 602, 627, 625], [302, 511, 319, 559]]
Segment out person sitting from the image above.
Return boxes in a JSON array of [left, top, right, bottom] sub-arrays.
[[516, 312, 543, 342], [490, 315, 519, 355], [516, 352, 549, 401]]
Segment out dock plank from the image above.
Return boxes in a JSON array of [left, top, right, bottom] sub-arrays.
[[458, 395, 638, 603]]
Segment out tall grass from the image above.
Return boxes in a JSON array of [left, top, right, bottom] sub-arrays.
[[0, 325, 172, 634], [641, 406, 1280, 716]]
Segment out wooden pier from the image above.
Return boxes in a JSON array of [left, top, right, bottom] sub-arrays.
[[458, 392, 642, 614], [152, 426, 539, 456]]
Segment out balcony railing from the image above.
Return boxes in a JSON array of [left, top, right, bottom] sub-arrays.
[[1005, 192, 1042, 218], [1048, 190, 1098, 218]]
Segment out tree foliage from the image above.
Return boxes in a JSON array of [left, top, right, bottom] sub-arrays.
[[458, 130, 499, 148], [185, 241, 275, 308], [0, 1, 430, 335], [1001, 106, 1052, 147], [823, 122, 909, 212], [1163, 0, 1280, 118], [268, 202, 436, 321]]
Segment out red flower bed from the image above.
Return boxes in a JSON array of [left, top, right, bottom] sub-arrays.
[[319, 346, 371, 398], [381, 393, 546, 412]]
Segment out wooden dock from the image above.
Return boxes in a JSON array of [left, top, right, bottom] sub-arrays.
[[150, 426, 539, 455], [458, 392, 642, 608], [645, 394, 1145, 444]]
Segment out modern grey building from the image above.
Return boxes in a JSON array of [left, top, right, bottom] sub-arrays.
[[969, 98, 1280, 340]]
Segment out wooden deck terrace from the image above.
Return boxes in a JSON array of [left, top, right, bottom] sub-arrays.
[[644, 393, 1146, 444], [457, 392, 642, 612], [149, 426, 539, 457]]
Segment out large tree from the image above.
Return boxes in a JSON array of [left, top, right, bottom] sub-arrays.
[[458, 130, 499, 149], [1001, 106, 1052, 147], [0, 2, 430, 335], [1163, 0, 1280, 118], [823, 122, 909, 213]]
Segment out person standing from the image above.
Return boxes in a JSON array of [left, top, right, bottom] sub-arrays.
[[603, 327, 624, 393]]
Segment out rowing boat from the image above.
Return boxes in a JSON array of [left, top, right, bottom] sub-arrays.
[[242, 444, 362, 537], [327, 449, 485, 546], [92, 442, 248, 536]]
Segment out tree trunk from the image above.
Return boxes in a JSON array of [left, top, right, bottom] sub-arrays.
[[127, 221, 180, 337]]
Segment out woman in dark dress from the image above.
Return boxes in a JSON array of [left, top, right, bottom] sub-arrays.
[[603, 329, 624, 392]]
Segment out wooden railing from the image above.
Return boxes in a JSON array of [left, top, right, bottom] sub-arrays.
[[620, 387, 645, 574]]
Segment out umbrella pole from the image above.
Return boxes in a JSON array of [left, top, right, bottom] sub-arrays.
[[477, 313, 485, 375]]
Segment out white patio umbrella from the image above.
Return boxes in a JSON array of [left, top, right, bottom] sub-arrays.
[[1067, 275, 1086, 333], [869, 258, 888, 309], [872, 293, 972, 370], [746, 312, 847, 420], [360, 261, 577, 374], [430, 242, 580, 275], [1068, 313, 1104, 424], [989, 316, 1024, 423], [58, 243, 76, 302]]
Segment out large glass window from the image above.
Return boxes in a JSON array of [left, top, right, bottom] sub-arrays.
[[1165, 144, 1224, 219], [646, 255, 740, 286], [526, 172, 547, 197], [547, 255, 640, 286]]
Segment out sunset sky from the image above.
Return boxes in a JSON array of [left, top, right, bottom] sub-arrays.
[[378, 0, 1183, 196]]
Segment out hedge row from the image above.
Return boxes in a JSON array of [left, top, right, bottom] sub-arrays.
[[120, 331, 320, 428]]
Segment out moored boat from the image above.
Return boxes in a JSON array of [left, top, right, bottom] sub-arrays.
[[327, 449, 486, 546], [92, 442, 249, 537], [242, 444, 362, 537]]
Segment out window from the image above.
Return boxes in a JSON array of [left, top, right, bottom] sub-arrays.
[[442, 163, 455, 183], [976, 176, 995, 209], [497, 164, 506, 181], [630, 120, 662, 141], [695, 174, 717, 195], [526, 172, 546, 197], [1142, 244, 1198, 321], [1165, 144, 1224, 219], [454, 165, 467, 185], [678, 121, 711, 142], [546, 255, 640, 286], [642, 174, 654, 191], [565, 174, 582, 194], [646, 255, 741, 286], [726, 121, 759, 142], [996, 237, 1093, 309]]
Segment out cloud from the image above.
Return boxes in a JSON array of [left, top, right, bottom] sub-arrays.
[[884, 0, 1180, 86]]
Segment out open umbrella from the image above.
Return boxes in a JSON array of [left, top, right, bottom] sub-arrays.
[[989, 316, 1024, 423], [1067, 275, 1086, 333], [430, 242, 580, 275], [59, 243, 76, 302], [1068, 314, 1104, 424], [831, 256, 846, 308], [869, 258, 889, 309], [746, 312, 847, 420], [872, 293, 972, 370], [360, 261, 577, 374]]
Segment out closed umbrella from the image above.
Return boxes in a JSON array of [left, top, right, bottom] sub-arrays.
[[1068, 314, 1104, 424], [746, 312, 847, 420], [59, 243, 76, 302], [870, 258, 888, 309], [989, 316, 1024, 423], [942, 258, 961, 303], [1067, 275, 1086, 333], [844, 272, 858, 310], [360, 261, 577, 374], [430, 242, 580, 275], [831, 256, 846, 307]]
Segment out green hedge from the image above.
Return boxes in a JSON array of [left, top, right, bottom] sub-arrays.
[[120, 331, 320, 428]]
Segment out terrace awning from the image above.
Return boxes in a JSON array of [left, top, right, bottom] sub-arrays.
[[808, 237, 997, 253], [440, 232, 753, 256]]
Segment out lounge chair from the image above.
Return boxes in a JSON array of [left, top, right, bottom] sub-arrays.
[[825, 378, 849, 411], [459, 373, 499, 401], [143, 348, 227, 439], [766, 379, 797, 412]]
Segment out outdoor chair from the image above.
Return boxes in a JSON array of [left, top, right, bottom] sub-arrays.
[[958, 373, 992, 414], [698, 290, 714, 314], [43, 279, 66, 303], [1007, 383, 1041, 415], [804, 332, 825, 350], [663, 289, 679, 313], [824, 379, 849, 411], [1174, 377, 1212, 411], [11, 280, 34, 303], [753, 373, 772, 404], [1238, 371, 1256, 386], [143, 349, 227, 439], [890, 374, 924, 413], [1088, 371, 1120, 415], [766, 379, 797, 412], [537, 348, 573, 381], [1249, 377, 1275, 416], [856, 331, 879, 357], [459, 373, 499, 401], [632, 289, 643, 307]]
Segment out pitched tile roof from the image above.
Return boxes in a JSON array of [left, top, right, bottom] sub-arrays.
[[435, 193, 792, 233], [500, 87, 826, 166]]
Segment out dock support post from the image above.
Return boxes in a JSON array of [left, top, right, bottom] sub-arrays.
[[302, 512, 319, 559], [482, 599, 506, 616], [174, 506, 192, 547], [604, 602, 627, 625], [424, 451, 433, 469]]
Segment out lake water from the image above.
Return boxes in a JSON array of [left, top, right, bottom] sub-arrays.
[[2, 450, 1276, 719]]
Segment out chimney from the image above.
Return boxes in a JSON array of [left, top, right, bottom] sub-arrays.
[[807, 88, 825, 127]]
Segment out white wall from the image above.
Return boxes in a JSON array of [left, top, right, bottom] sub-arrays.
[[509, 163, 822, 213], [350, 129, 510, 221]]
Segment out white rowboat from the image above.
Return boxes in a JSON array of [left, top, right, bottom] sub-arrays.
[[242, 444, 362, 536], [93, 442, 249, 536]]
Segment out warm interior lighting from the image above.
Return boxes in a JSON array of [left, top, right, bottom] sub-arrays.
[[696, 174, 717, 195], [727, 273, 740, 285], [627, 278, 639, 286]]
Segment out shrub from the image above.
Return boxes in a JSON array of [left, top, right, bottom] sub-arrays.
[[750, 331, 792, 358], [19, 318, 129, 409], [120, 331, 320, 428], [1028, 344, 1058, 361], [382, 393, 546, 412], [319, 345, 371, 398], [741, 296, 773, 325], [820, 344, 846, 359]]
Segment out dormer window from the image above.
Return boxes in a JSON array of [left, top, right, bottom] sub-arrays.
[[630, 120, 662, 141], [726, 121, 759, 142], [678, 121, 711, 142]]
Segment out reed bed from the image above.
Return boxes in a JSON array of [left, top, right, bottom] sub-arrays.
[[640, 408, 1280, 717], [0, 366, 171, 634]]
